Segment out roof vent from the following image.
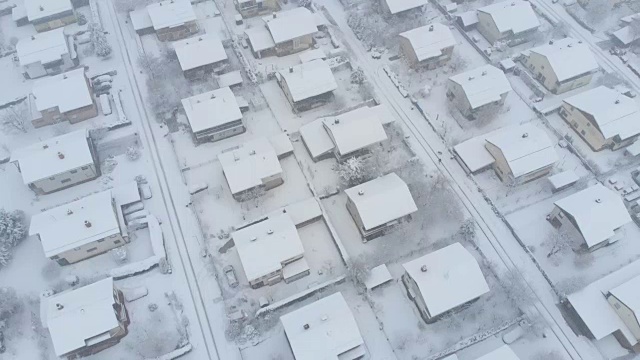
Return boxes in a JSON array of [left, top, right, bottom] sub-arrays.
[[615, 99, 621, 104], [429, 25, 434, 32], [578, 40, 582, 44], [289, 66, 293, 73], [481, 71, 487, 76], [249, 150, 256, 155], [420, 265, 428, 272], [57, 152, 65, 159], [84, 220, 92, 228], [39, 5, 44, 11], [595, 198, 602, 203], [67, 209, 73, 215], [63, 74, 68, 79], [43, 144, 49, 149], [567, 44, 573, 48], [303, 323, 310, 330], [522, 133, 528, 138], [321, 315, 328, 321], [250, 236, 257, 242], [549, 40, 554, 45], [56, 303, 63, 310], [267, 229, 274, 235], [511, 1, 515, 5], [358, 190, 364, 196], [334, 118, 340, 124], [468, 76, 475, 81], [198, 37, 203, 41], [31, 35, 35, 40]]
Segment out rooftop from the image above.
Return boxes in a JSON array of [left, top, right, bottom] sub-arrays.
[[322, 106, 388, 156], [218, 138, 282, 195], [399, 23, 456, 62], [280, 292, 365, 360], [403, 242, 489, 318], [25, 0, 72, 22], [279, 60, 338, 102], [146, 0, 196, 30], [529, 38, 599, 82], [174, 34, 227, 71], [449, 65, 511, 109], [384, 0, 428, 14], [478, 0, 540, 35], [129, 8, 152, 31], [475, 345, 520, 360], [610, 274, 640, 317], [245, 26, 276, 53], [263, 7, 318, 44], [181, 87, 241, 134], [613, 25, 640, 46], [31, 68, 93, 113], [16, 28, 69, 67]]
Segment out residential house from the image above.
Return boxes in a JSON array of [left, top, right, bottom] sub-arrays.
[[612, 25, 640, 47], [25, 0, 76, 32], [11, 130, 99, 194], [277, 60, 338, 112], [380, 0, 428, 15], [402, 242, 490, 323], [218, 138, 283, 200], [280, 292, 366, 360], [16, 28, 77, 79], [560, 86, 640, 151], [234, 0, 279, 18], [447, 64, 511, 119], [129, 7, 153, 35], [484, 123, 558, 184], [549, 184, 632, 251], [607, 275, 640, 352], [181, 87, 244, 143], [476, 346, 520, 360], [245, 7, 318, 58], [345, 173, 418, 241], [578, 0, 625, 8], [45, 278, 129, 358], [174, 34, 228, 79], [399, 23, 456, 69], [524, 38, 599, 94], [233, 213, 308, 288], [146, 0, 198, 42], [30, 68, 97, 128], [477, 0, 540, 45]]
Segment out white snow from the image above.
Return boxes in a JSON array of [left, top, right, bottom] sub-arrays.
[[475, 345, 520, 359], [31, 68, 94, 114], [24, 0, 72, 23], [384, 0, 428, 15], [263, 7, 318, 45], [216, 70, 243, 88], [454, 136, 496, 173], [321, 105, 388, 157], [146, 0, 196, 31], [181, 87, 242, 135], [245, 26, 276, 53], [364, 264, 392, 290], [278, 60, 338, 103], [448, 65, 512, 110], [528, 38, 599, 83], [477, 1, 540, 35], [547, 170, 579, 191], [399, 23, 456, 62], [174, 34, 227, 72], [299, 49, 326, 63], [129, 8, 152, 32], [16, 28, 69, 67], [612, 26, 639, 46]]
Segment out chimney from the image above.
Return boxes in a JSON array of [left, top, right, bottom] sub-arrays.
[[31, 35, 35, 40], [420, 265, 427, 272], [249, 150, 256, 155], [84, 220, 92, 228], [595, 198, 602, 203], [334, 118, 340, 124], [615, 99, 621, 104], [468, 76, 475, 81], [267, 229, 274, 235], [57, 152, 65, 159], [43, 144, 49, 149], [481, 70, 487, 76], [250, 236, 257, 242], [63, 74, 68, 79], [273, 12, 277, 19], [211, 93, 216, 99], [549, 40, 554, 45], [522, 133, 528, 138], [56, 303, 63, 310], [511, 1, 515, 5], [289, 66, 293, 73], [67, 209, 73, 215], [358, 190, 364, 196], [429, 25, 434, 32], [39, 5, 44, 11], [303, 323, 310, 330]]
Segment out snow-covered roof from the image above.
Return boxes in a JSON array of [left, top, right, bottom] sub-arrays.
[[457, 11, 478, 27], [280, 292, 365, 360], [564, 86, 640, 141], [174, 34, 227, 71], [399, 23, 456, 62], [146, 0, 196, 31], [554, 184, 631, 248], [529, 38, 599, 82], [25, 0, 72, 23], [322, 106, 388, 156], [299, 49, 326, 63], [621, 13, 640, 24], [478, 0, 540, 35], [218, 138, 282, 195], [32, 68, 93, 113], [299, 117, 335, 159], [181, 87, 241, 134], [30, 190, 120, 258], [384, 0, 428, 14], [453, 136, 496, 172], [485, 123, 558, 178], [245, 26, 276, 52], [475, 345, 520, 360], [233, 213, 304, 282], [345, 173, 417, 231], [449, 65, 511, 109], [403, 242, 489, 318], [11, 130, 94, 185], [263, 7, 318, 45], [17, 28, 69, 67], [130, 8, 152, 31], [548, 170, 579, 191], [613, 25, 640, 46], [279, 60, 338, 103], [610, 275, 640, 316], [46, 277, 119, 357]]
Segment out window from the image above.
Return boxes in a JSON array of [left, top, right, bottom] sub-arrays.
[[61, 178, 72, 184], [81, 166, 89, 170], [86, 247, 98, 253], [571, 121, 578, 128], [586, 122, 591, 127], [70, 169, 77, 174], [51, 255, 59, 260]]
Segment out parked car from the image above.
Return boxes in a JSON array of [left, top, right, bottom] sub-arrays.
[[223, 265, 239, 288]]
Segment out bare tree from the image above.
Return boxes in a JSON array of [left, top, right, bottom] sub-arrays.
[[585, 0, 610, 25], [448, 52, 468, 73], [545, 230, 572, 259], [1, 104, 29, 134]]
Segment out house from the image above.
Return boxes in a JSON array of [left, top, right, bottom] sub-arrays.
[[129, 7, 153, 35], [218, 138, 283, 200], [484, 124, 558, 184], [30, 190, 126, 265], [30, 68, 97, 128], [24, 0, 76, 32], [524, 38, 599, 94], [245, 7, 318, 58], [234, 0, 279, 19], [174, 35, 228, 79], [16, 28, 77, 79], [233, 213, 308, 288], [402, 242, 490, 323], [612, 25, 640, 47], [181, 87, 244, 143], [549, 184, 632, 251], [277, 60, 338, 112], [345, 173, 418, 241], [476, 1, 540, 45], [456, 11, 479, 31], [399, 24, 456, 69], [280, 292, 366, 360], [146, 0, 198, 42], [44, 277, 129, 358], [11, 130, 99, 194], [560, 86, 640, 151], [447, 64, 511, 119], [607, 275, 640, 351], [476, 345, 520, 360], [380, 0, 428, 15], [578, 0, 625, 8]]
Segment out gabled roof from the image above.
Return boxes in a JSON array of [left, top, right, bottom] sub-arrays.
[[174, 34, 227, 71], [245, 26, 276, 53], [129, 8, 152, 31], [17, 28, 69, 67], [384, 0, 428, 14], [218, 138, 282, 195], [399, 23, 456, 62], [478, 0, 540, 35], [25, 0, 72, 22], [46, 278, 119, 357], [475, 345, 520, 360], [564, 86, 640, 141], [485, 123, 557, 178], [449, 65, 511, 109], [554, 184, 631, 248], [403, 242, 489, 318], [181, 87, 241, 134], [281, 292, 365, 360], [322, 106, 388, 156], [29, 190, 120, 258], [32, 68, 93, 113], [279, 60, 337, 103], [11, 130, 94, 185], [345, 173, 417, 231], [529, 38, 599, 82], [146, 0, 196, 30], [613, 25, 640, 46], [263, 7, 317, 44], [609, 275, 640, 316]]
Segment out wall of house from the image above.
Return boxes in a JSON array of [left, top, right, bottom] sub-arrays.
[[485, 142, 512, 182], [608, 295, 640, 342], [184, 59, 229, 80], [402, 273, 432, 322], [30, 163, 98, 194], [477, 12, 502, 44], [559, 103, 610, 151], [24, 51, 76, 79], [32, 102, 98, 128], [400, 37, 419, 67], [262, 173, 284, 190], [555, 73, 593, 94], [156, 21, 199, 42], [235, 0, 279, 18], [194, 121, 245, 143], [33, 12, 77, 32], [446, 81, 474, 118], [525, 52, 593, 94], [275, 34, 314, 57], [53, 232, 125, 265]]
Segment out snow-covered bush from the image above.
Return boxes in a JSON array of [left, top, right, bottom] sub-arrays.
[[350, 67, 365, 85], [0, 209, 27, 267], [0, 104, 29, 134], [89, 23, 112, 58], [126, 146, 141, 161], [77, 13, 87, 26], [333, 157, 377, 188], [0, 287, 22, 327]]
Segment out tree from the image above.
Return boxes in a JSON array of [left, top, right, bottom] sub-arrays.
[[333, 157, 377, 187], [1, 104, 29, 134], [350, 67, 365, 85], [0, 209, 27, 268], [0, 287, 21, 326], [89, 23, 112, 58], [585, 0, 610, 25], [113, 0, 151, 12]]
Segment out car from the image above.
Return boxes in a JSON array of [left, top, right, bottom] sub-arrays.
[[223, 265, 239, 288]]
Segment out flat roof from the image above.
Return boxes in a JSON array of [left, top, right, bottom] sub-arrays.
[[548, 170, 579, 190], [345, 173, 417, 231], [181, 87, 241, 134], [384, 0, 428, 14], [279, 60, 337, 103], [475, 345, 520, 360], [233, 213, 304, 282], [280, 292, 365, 360], [46, 278, 119, 357], [322, 106, 388, 156], [449, 65, 511, 110], [478, 0, 540, 35], [11, 129, 94, 185], [174, 34, 227, 71], [403, 242, 489, 318], [130, 8, 152, 31], [17, 28, 69, 67], [32, 68, 93, 113], [554, 184, 631, 248], [263, 7, 317, 45], [529, 38, 599, 82], [399, 23, 456, 62], [299, 49, 326, 63], [146, 0, 196, 30], [25, 0, 72, 22], [218, 138, 282, 195]]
